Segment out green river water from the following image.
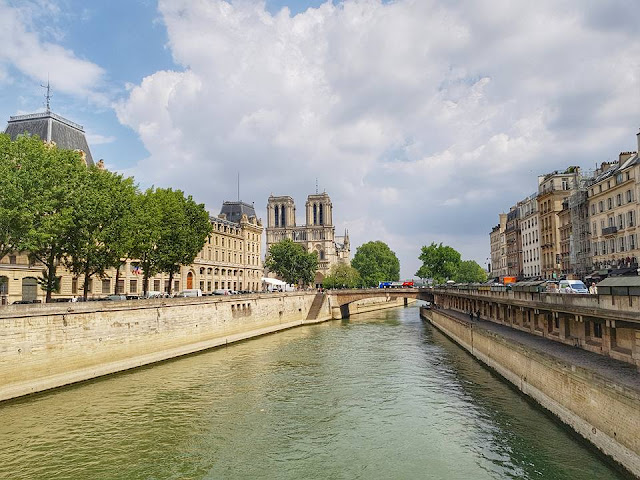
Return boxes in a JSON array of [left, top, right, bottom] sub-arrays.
[[0, 305, 631, 479]]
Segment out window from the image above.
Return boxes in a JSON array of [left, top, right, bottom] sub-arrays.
[[607, 197, 612, 210], [630, 234, 637, 250], [174, 280, 180, 291], [9, 255, 16, 265], [599, 185, 602, 193], [599, 201, 604, 212], [102, 279, 111, 294], [616, 173, 623, 184], [72, 278, 78, 295], [616, 194, 622, 206], [592, 222, 597, 236], [591, 204, 596, 215], [130, 279, 137, 293], [618, 214, 624, 230], [627, 190, 633, 203], [154, 279, 160, 291], [593, 322, 603, 338], [609, 239, 615, 253], [117, 279, 125, 294]]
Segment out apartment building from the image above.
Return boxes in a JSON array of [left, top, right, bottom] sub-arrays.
[[588, 141, 640, 275], [489, 213, 508, 281], [520, 194, 541, 278]]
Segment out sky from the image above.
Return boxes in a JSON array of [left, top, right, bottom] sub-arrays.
[[1, 0, 639, 278]]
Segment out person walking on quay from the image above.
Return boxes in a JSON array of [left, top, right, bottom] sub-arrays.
[[476, 309, 480, 320], [469, 310, 474, 321]]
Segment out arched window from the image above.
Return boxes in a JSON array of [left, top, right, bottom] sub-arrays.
[[274, 205, 279, 227], [319, 204, 324, 225], [281, 205, 286, 227], [313, 204, 317, 225], [0, 276, 8, 295], [319, 250, 325, 260]]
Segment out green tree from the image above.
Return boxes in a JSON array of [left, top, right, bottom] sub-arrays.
[[351, 241, 400, 287], [155, 189, 212, 295], [63, 167, 138, 300], [265, 238, 318, 287], [15, 136, 87, 302], [129, 188, 164, 295], [322, 263, 361, 289], [416, 242, 461, 284], [0, 134, 38, 261], [453, 260, 488, 284]]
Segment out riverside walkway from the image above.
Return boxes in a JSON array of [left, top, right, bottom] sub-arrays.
[[433, 308, 640, 392]]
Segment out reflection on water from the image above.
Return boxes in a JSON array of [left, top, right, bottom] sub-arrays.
[[0, 306, 630, 479]]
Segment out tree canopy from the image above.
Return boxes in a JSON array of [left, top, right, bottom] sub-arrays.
[[416, 242, 487, 284], [322, 263, 361, 289], [351, 241, 400, 287], [265, 238, 318, 287], [0, 133, 213, 301]]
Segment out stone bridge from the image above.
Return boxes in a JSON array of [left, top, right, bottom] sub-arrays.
[[326, 288, 434, 318]]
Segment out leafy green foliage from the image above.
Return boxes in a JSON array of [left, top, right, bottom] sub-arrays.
[[416, 242, 461, 284], [63, 167, 137, 300], [351, 241, 400, 287], [453, 260, 488, 283], [12, 135, 87, 302], [416, 243, 487, 284], [154, 189, 212, 294], [265, 238, 318, 287], [130, 188, 212, 295], [322, 263, 361, 289]]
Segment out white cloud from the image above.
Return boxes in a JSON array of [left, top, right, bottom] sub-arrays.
[[0, 0, 105, 104], [116, 0, 640, 277]]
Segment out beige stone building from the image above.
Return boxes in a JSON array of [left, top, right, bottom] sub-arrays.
[[489, 213, 507, 281], [520, 194, 541, 278], [266, 192, 350, 287], [537, 168, 581, 279], [505, 203, 522, 278], [588, 140, 640, 276], [0, 201, 263, 304]]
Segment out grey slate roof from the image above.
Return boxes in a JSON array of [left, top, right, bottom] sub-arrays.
[[219, 201, 257, 224], [4, 112, 94, 166]]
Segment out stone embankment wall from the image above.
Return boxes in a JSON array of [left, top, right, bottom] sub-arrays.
[[424, 308, 640, 478], [0, 292, 405, 402]]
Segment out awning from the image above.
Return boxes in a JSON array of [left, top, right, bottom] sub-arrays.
[[261, 277, 286, 286]]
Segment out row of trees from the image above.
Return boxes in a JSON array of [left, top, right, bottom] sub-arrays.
[[265, 238, 485, 290], [0, 134, 212, 301]]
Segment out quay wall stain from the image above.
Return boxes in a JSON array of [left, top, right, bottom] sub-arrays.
[[424, 308, 640, 478]]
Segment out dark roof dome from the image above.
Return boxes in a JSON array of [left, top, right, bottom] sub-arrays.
[[4, 111, 94, 166], [219, 201, 257, 224]]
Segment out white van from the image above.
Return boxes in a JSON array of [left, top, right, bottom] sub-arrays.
[[558, 280, 588, 294], [175, 289, 203, 298]]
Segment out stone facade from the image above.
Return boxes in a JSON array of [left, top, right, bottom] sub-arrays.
[[489, 213, 507, 280], [0, 202, 264, 304], [588, 143, 640, 276], [537, 168, 581, 279], [520, 194, 541, 278], [266, 192, 350, 287]]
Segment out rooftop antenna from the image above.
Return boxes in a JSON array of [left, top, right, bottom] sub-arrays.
[[41, 76, 52, 113], [315, 178, 318, 194]]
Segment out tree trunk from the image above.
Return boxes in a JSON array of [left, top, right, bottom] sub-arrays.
[[114, 263, 121, 295], [83, 266, 91, 301], [45, 249, 56, 303], [168, 270, 174, 295], [143, 273, 149, 297]]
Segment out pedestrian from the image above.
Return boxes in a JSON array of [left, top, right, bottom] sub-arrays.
[[469, 310, 473, 321], [476, 309, 480, 320]]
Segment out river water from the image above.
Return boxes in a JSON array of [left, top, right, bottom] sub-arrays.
[[0, 305, 630, 479]]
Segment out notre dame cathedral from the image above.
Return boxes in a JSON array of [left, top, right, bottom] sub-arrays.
[[266, 192, 350, 287]]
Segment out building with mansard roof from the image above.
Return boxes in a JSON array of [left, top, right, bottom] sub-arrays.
[[4, 111, 94, 166]]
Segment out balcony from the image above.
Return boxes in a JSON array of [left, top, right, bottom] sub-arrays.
[[602, 226, 618, 236]]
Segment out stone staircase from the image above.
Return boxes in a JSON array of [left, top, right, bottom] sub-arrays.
[[305, 293, 325, 321]]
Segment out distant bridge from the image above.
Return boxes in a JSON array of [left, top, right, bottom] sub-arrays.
[[326, 288, 434, 317]]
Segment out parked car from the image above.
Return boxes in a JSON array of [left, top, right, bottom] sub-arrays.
[[175, 289, 203, 297], [105, 294, 127, 301], [213, 289, 232, 296], [558, 280, 589, 294]]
